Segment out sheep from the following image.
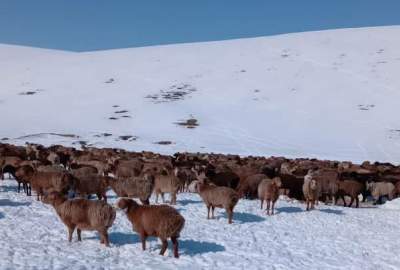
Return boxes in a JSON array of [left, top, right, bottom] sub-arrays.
[[71, 166, 98, 178], [237, 173, 266, 199], [14, 165, 35, 195], [195, 165, 240, 189], [37, 165, 66, 173], [43, 192, 115, 246], [153, 168, 181, 205], [73, 174, 111, 202], [367, 181, 395, 204], [395, 181, 400, 197], [108, 174, 154, 205], [197, 179, 239, 224], [257, 177, 282, 215], [117, 198, 185, 258], [303, 170, 319, 211], [335, 180, 364, 208], [313, 169, 339, 204], [30, 172, 75, 201], [113, 159, 144, 178]]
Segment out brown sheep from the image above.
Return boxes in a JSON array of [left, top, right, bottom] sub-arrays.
[[43, 192, 116, 246], [303, 171, 319, 211], [71, 166, 98, 178], [197, 180, 239, 224], [14, 165, 35, 195], [37, 165, 66, 173], [73, 174, 111, 202], [109, 174, 154, 205], [335, 180, 363, 208], [117, 198, 185, 258], [30, 172, 75, 201], [113, 159, 144, 178], [258, 177, 282, 215], [313, 169, 339, 204], [237, 173, 266, 199], [153, 168, 181, 205]]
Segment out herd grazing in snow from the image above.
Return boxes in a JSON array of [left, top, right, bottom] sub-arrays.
[[1, 142, 400, 257]]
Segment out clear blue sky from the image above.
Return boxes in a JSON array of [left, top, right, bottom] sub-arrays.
[[1, 0, 400, 52]]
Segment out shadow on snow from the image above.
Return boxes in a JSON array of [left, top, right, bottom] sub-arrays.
[[319, 208, 345, 215], [276, 206, 303, 214], [180, 239, 225, 255], [0, 199, 31, 207]]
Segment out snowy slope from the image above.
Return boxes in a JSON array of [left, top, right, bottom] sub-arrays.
[[1, 26, 400, 163], [1, 179, 400, 270]]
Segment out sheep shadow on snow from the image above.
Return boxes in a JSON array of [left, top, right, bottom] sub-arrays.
[[180, 239, 225, 256], [0, 199, 31, 207], [276, 206, 303, 214], [0, 212, 4, 219], [178, 199, 202, 206], [319, 208, 344, 215], [106, 232, 157, 247], [224, 212, 265, 223]]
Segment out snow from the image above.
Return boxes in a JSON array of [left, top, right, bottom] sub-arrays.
[[380, 198, 400, 210], [1, 26, 400, 163], [1, 179, 400, 270], [1, 26, 400, 269]]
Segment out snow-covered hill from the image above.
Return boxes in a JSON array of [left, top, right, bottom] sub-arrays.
[[2, 26, 400, 269], [1, 26, 400, 162]]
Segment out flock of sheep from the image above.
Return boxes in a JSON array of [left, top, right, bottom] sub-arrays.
[[1, 142, 399, 258]]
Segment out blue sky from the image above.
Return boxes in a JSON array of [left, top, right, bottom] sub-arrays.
[[1, 0, 400, 51]]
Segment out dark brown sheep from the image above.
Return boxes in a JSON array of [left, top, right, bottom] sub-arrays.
[[14, 165, 35, 195], [73, 174, 111, 202], [335, 180, 364, 208], [237, 173, 266, 199], [117, 198, 185, 258]]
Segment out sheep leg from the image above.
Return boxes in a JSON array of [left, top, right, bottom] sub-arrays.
[[211, 206, 215, 219], [159, 238, 168, 256], [271, 201, 275, 215], [171, 192, 177, 205], [141, 235, 147, 250], [206, 205, 210, 219], [341, 195, 347, 207], [306, 199, 309, 211], [356, 196, 359, 208], [77, 229, 82, 241], [260, 199, 264, 210], [267, 200, 270, 215], [103, 231, 110, 247], [17, 182, 21, 193], [155, 192, 159, 204], [227, 208, 233, 224], [67, 226, 76, 242], [348, 196, 354, 208], [161, 193, 165, 203], [171, 237, 179, 258]]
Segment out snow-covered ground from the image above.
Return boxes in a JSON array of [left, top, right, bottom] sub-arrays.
[[1, 26, 400, 163], [1, 178, 400, 270]]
